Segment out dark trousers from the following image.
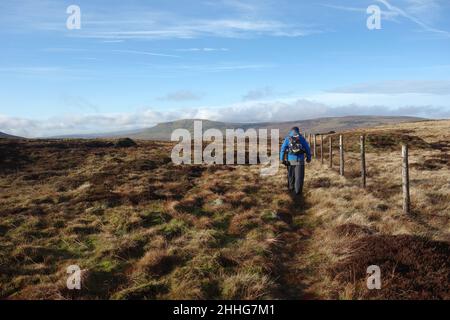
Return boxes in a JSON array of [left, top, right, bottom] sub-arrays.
[[287, 162, 305, 195]]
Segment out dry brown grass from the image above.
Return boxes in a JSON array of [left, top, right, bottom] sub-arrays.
[[293, 120, 450, 299], [0, 120, 448, 300], [0, 139, 280, 299]]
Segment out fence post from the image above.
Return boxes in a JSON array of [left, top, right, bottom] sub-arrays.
[[329, 136, 333, 168], [313, 134, 317, 159], [320, 134, 324, 164], [402, 144, 411, 215], [339, 135, 344, 176], [361, 135, 366, 188]]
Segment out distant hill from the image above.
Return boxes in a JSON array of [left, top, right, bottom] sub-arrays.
[[49, 128, 144, 139], [129, 119, 234, 141], [46, 116, 425, 141], [0, 132, 22, 139], [125, 116, 425, 140]]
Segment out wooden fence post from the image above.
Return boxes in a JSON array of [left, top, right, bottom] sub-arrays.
[[320, 134, 324, 164], [361, 135, 366, 188], [402, 144, 411, 215], [339, 135, 344, 176], [313, 134, 317, 159], [329, 136, 333, 168]]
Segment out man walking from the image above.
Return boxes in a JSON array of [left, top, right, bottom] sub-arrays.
[[280, 127, 312, 196]]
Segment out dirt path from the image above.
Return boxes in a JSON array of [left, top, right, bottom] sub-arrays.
[[268, 165, 319, 299]]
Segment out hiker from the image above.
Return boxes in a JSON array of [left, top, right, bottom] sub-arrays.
[[280, 127, 311, 196]]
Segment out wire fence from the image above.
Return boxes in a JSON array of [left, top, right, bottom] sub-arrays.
[[304, 132, 411, 215]]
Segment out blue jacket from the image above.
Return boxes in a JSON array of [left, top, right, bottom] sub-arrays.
[[280, 129, 312, 162]]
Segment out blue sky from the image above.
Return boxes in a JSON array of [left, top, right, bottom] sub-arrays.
[[1, 0, 450, 137]]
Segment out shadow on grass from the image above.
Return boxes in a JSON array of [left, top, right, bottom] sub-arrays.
[[270, 175, 319, 300]]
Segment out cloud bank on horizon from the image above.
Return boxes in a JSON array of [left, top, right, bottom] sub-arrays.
[[0, 0, 449, 137], [2, 93, 449, 138]]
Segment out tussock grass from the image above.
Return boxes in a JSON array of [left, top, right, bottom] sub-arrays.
[[294, 120, 450, 299], [0, 120, 448, 299]]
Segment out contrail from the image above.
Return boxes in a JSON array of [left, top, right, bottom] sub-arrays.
[[376, 0, 450, 37], [112, 50, 181, 58]]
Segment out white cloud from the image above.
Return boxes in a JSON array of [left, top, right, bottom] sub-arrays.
[[307, 92, 450, 110], [176, 48, 229, 52], [217, 0, 259, 13], [145, 63, 274, 73], [158, 90, 203, 102], [79, 19, 317, 40], [329, 80, 450, 95], [111, 50, 180, 58], [102, 40, 125, 43], [2, 95, 449, 138], [0, 1, 321, 40], [242, 87, 275, 101]]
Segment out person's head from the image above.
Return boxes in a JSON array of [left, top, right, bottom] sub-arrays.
[[290, 126, 300, 134]]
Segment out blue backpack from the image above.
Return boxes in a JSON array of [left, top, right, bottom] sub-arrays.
[[288, 134, 306, 155]]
